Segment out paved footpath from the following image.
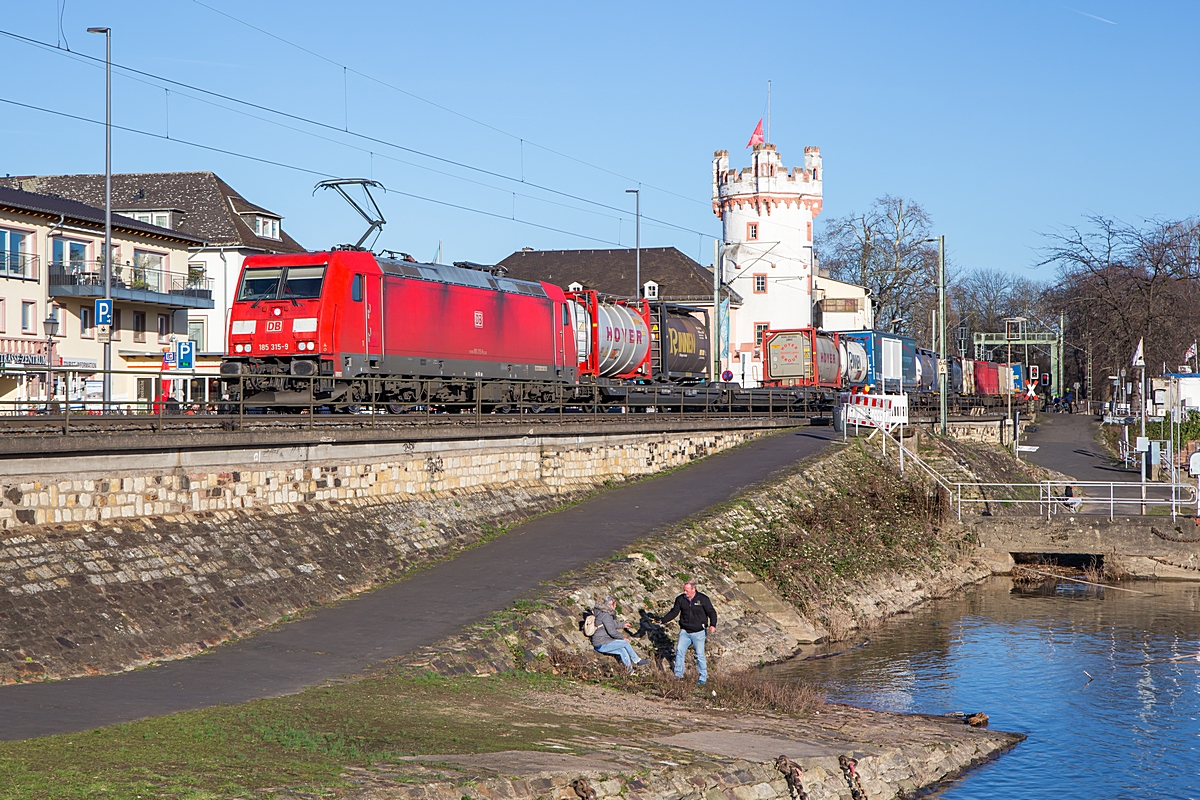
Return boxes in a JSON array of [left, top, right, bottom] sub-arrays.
[[1021, 412, 1138, 482], [0, 426, 834, 741]]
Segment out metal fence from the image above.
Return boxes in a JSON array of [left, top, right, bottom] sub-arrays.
[[869, 421, 1199, 520], [0, 366, 828, 436]]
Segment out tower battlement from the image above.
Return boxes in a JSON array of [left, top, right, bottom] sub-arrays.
[[710, 142, 825, 214], [712, 143, 823, 218]]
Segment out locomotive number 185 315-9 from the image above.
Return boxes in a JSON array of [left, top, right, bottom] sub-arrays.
[[258, 342, 290, 352]]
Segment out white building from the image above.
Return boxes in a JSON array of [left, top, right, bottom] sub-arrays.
[[0, 186, 209, 411], [713, 143, 823, 386], [0, 172, 305, 359], [814, 273, 873, 331]]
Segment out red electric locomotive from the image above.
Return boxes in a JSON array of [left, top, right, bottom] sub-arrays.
[[220, 250, 669, 410]]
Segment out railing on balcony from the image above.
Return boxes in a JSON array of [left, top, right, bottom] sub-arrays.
[[48, 260, 213, 300], [1, 252, 40, 281]]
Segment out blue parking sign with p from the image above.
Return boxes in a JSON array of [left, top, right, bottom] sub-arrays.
[[176, 340, 194, 370], [95, 298, 112, 326]]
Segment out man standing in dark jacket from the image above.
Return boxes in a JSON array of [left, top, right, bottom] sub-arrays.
[[660, 579, 717, 685]]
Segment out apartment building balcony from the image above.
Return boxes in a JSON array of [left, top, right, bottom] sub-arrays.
[[1, 253, 40, 281], [49, 261, 214, 309]]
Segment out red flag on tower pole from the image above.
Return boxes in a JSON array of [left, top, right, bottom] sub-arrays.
[[746, 118, 764, 148]]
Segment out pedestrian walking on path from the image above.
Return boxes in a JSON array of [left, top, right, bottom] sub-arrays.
[[660, 579, 718, 685], [589, 596, 649, 673]]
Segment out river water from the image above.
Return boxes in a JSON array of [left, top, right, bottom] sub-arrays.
[[769, 576, 1200, 799]]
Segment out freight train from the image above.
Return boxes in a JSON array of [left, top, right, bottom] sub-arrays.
[[762, 328, 1030, 408], [218, 249, 825, 413]]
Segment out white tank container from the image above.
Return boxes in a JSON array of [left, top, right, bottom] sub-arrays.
[[841, 340, 869, 385], [571, 300, 650, 377]]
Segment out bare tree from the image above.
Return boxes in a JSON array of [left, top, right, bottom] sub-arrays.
[[818, 195, 941, 339], [1040, 215, 1200, 394], [952, 268, 1050, 339]]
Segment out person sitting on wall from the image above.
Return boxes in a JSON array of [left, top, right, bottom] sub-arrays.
[[589, 596, 649, 674]]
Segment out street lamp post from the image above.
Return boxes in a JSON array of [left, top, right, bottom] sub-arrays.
[[43, 314, 59, 410], [920, 236, 948, 435], [625, 189, 640, 298], [87, 26, 111, 413]]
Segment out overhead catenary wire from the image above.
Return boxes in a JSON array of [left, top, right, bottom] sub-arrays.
[[0, 96, 625, 247], [188, 0, 709, 209], [0, 27, 716, 243]]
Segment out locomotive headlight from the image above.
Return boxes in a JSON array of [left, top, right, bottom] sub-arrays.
[[234, 344, 242, 353]]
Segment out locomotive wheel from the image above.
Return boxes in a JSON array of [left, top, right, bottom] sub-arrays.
[[341, 404, 362, 414]]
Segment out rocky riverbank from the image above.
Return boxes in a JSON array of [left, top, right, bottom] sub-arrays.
[[341, 438, 1017, 800]]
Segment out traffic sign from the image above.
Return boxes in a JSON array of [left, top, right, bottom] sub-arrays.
[[96, 324, 111, 344], [176, 340, 195, 370], [94, 298, 112, 326]]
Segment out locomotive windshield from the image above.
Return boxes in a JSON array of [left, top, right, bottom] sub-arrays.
[[237, 268, 281, 301], [281, 266, 325, 299], [236, 265, 326, 301]]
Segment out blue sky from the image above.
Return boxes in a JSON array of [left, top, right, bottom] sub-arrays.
[[2, 1, 1195, 276]]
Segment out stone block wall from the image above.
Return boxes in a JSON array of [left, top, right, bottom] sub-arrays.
[[0, 430, 760, 530]]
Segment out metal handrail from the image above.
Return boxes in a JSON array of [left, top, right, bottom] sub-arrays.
[[0, 252, 40, 280], [0, 364, 830, 435], [870, 422, 1198, 521], [48, 260, 213, 295]]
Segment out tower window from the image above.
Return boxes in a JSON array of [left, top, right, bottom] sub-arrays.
[[746, 222, 758, 241], [753, 274, 767, 294], [754, 323, 770, 347]]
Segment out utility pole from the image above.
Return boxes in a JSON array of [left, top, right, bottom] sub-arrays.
[[938, 235, 947, 436], [712, 239, 721, 381], [626, 189, 640, 298], [88, 26, 112, 413]]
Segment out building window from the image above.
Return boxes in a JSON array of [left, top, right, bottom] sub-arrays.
[[52, 238, 88, 270], [111, 307, 122, 341], [754, 323, 770, 347], [188, 319, 206, 350], [822, 298, 861, 313], [132, 212, 171, 229], [753, 274, 767, 294], [49, 304, 63, 336], [158, 314, 171, 344], [21, 301, 36, 334], [254, 215, 280, 240], [746, 222, 758, 241], [80, 305, 94, 338], [0, 228, 29, 278], [0, 299, 5, 333], [133, 311, 146, 343]]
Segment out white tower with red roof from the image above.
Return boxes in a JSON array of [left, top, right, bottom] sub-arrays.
[[712, 142, 822, 385]]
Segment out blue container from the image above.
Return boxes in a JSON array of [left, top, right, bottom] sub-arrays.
[[836, 330, 920, 393]]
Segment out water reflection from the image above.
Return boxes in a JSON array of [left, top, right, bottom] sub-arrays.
[[767, 577, 1200, 799]]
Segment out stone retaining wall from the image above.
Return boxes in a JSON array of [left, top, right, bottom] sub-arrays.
[[0, 429, 764, 683], [0, 429, 761, 530]]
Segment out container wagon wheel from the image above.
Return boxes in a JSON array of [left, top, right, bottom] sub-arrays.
[[385, 403, 406, 415]]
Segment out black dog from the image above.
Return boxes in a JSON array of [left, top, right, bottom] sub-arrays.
[[632, 609, 676, 669]]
